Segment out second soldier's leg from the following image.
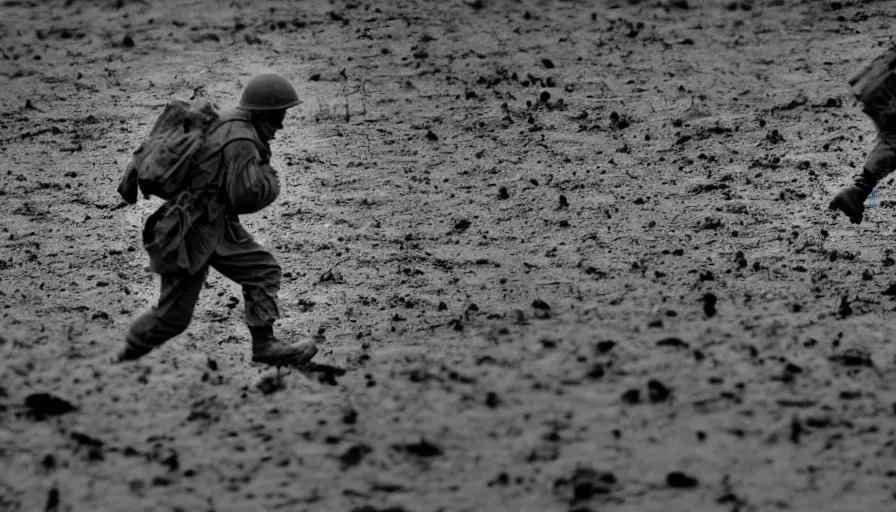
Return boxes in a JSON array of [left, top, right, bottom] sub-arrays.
[[830, 137, 896, 224], [118, 266, 210, 361], [209, 222, 317, 365]]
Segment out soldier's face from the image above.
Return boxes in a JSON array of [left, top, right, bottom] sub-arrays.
[[267, 109, 286, 130]]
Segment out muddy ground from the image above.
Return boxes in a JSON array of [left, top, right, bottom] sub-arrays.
[[2, 0, 896, 510]]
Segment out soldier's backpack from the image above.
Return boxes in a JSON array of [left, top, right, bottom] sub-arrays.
[[118, 99, 225, 203], [116, 98, 267, 274]]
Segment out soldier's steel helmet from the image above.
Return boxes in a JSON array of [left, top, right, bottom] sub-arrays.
[[237, 73, 300, 111]]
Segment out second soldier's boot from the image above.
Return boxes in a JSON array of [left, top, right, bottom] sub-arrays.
[[829, 168, 877, 224], [249, 325, 318, 366]]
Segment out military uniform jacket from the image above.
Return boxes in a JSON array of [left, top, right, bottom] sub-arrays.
[[141, 108, 280, 275]]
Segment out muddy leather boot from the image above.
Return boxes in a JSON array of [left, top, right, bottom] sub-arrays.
[[250, 326, 317, 366], [829, 169, 877, 224]]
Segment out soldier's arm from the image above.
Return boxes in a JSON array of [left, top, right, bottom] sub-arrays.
[[222, 140, 281, 215]]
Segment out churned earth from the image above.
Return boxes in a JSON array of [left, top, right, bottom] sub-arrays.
[[3, 0, 896, 510]]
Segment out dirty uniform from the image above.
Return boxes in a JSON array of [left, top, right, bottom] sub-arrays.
[[863, 135, 896, 183], [125, 124, 282, 354], [851, 47, 896, 184]]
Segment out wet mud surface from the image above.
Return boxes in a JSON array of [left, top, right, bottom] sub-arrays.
[[3, 0, 896, 510]]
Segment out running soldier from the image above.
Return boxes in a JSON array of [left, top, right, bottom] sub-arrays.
[[830, 47, 896, 224], [113, 73, 318, 366]]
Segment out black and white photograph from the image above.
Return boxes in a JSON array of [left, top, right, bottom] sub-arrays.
[[2, 0, 896, 510]]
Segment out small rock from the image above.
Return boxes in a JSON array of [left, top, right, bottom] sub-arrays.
[[485, 391, 501, 408], [532, 298, 550, 310], [837, 295, 852, 318], [497, 186, 509, 200], [829, 348, 873, 368], [790, 416, 804, 443], [647, 380, 671, 403], [342, 408, 358, 424], [666, 471, 699, 488], [542, 58, 555, 69], [553, 466, 617, 504], [656, 337, 688, 348], [206, 357, 218, 371], [122, 35, 135, 48], [340, 443, 372, 470], [425, 130, 438, 141], [24, 393, 76, 418], [621, 389, 641, 404], [41, 454, 56, 471], [595, 340, 616, 353], [454, 219, 471, 231], [702, 292, 717, 317], [45, 486, 60, 512], [587, 363, 605, 379], [558, 194, 568, 208], [398, 438, 443, 457]]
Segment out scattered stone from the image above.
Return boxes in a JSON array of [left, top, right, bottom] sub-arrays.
[[553, 466, 617, 504], [647, 380, 671, 403], [621, 389, 641, 404], [122, 35, 134, 48], [829, 348, 873, 368], [454, 219, 471, 231], [191, 32, 221, 43], [595, 340, 616, 353], [24, 393, 76, 418], [45, 486, 60, 512], [485, 391, 501, 408], [41, 454, 56, 471], [340, 443, 372, 470], [558, 194, 569, 208], [666, 471, 699, 488], [425, 130, 438, 141], [790, 416, 804, 443], [398, 438, 443, 457], [532, 298, 550, 310], [882, 283, 896, 296], [542, 58, 555, 69], [837, 295, 852, 318], [587, 363, 605, 379], [702, 292, 717, 317], [497, 186, 509, 199], [206, 357, 218, 371], [766, 129, 784, 143], [656, 337, 688, 348]]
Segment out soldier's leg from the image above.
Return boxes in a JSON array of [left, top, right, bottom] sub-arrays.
[[830, 137, 896, 224], [119, 267, 209, 360], [209, 222, 316, 365]]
